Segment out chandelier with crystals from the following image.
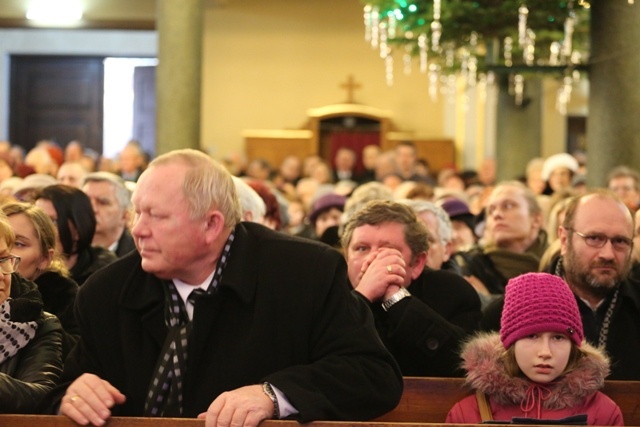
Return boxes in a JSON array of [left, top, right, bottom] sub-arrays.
[[362, 1, 607, 112]]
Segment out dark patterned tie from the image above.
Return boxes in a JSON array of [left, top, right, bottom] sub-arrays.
[[143, 231, 235, 417]]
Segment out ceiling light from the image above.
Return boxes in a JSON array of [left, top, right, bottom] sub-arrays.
[[26, 0, 84, 24]]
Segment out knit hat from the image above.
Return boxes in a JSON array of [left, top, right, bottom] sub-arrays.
[[308, 193, 346, 225], [500, 272, 583, 349], [439, 198, 476, 233], [541, 153, 579, 181]]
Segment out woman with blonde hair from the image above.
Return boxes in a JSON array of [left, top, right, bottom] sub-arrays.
[[0, 212, 63, 412], [2, 201, 79, 353]]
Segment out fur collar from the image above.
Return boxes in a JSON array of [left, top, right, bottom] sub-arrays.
[[461, 332, 610, 410]]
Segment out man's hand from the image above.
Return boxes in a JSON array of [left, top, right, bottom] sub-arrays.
[[59, 373, 126, 426], [354, 247, 407, 302], [198, 384, 274, 427]]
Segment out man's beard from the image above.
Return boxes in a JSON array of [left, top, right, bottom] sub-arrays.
[[563, 242, 630, 300]]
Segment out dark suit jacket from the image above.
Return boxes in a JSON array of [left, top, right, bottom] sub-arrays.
[[115, 228, 136, 258], [54, 222, 402, 421], [357, 268, 481, 377]]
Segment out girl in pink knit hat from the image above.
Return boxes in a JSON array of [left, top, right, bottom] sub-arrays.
[[446, 272, 622, 425]]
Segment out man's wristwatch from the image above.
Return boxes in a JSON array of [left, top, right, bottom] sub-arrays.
[[262, 382, 280, 419], [382, 287, 411, 311]]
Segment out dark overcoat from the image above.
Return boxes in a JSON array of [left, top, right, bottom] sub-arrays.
[[54, 222, 403, 421], [359, 268, 481, 377]]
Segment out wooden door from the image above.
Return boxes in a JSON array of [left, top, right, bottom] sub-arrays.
[[318, 116, 381, 173], [9, 55, 105, 153]]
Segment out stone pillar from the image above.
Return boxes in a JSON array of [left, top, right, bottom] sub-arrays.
[[495, 77, 543, 182], [156, 0, 203, 154], [587, 2, 640, 186]]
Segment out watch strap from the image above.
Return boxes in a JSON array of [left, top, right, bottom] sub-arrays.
[[382, 287, 411, 311], [262, 382, 280, 419]]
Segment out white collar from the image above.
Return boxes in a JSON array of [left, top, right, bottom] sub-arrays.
[[172, 270, 216, 319]]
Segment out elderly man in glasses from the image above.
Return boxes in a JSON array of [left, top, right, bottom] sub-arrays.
[[0, 214, 63, 412], [483, 189, 640, 381]]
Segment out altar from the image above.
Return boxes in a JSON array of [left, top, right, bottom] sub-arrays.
[[242, 102, 455, 175]]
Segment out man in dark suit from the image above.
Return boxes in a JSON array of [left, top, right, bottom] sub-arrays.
[[342, 200, 481, 377], [82, 171, 136, 257], [57, 149, 402, 426]]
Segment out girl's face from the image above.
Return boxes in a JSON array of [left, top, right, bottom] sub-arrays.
[[514, 331, 572, 383]]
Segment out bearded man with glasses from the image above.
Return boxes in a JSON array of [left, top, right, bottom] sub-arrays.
[[483, 189, 640, 380]]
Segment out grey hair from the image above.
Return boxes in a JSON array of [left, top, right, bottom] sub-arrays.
[[148, 149, 242, 227], [232, 176, 266, 222], [83, 171, 132, 211], [343, 181, 394, 221], [399, 199, 452, 244]]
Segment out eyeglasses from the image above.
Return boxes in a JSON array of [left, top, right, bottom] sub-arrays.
[[0, 255, 20, 275], [568, 229, 633, 252]]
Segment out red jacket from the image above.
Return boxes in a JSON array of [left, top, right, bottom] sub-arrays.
[[446, 333, 623, 425]]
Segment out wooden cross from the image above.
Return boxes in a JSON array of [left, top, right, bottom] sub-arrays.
[[340, 74, 362, 103]]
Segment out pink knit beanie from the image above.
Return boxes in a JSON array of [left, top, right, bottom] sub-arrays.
[[500, 272, 583, 349]]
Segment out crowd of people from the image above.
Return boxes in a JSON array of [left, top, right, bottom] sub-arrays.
[[0, 137, 636, 426]]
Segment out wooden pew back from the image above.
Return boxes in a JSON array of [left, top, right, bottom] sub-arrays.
[[375, 377, 468, 423], [0, 416, 480, 427], [1, 378, 639, 427], [375, 377, 640, 425]]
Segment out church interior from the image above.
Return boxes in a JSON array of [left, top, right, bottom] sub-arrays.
[[0, 1, 636, 183]]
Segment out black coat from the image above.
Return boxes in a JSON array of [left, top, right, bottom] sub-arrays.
[[115, 228, 136, 258], [15, 272, 79, 357], [2, 275, 63, 413], [52, 222, 402, 421], [358, 268, 481, 377], [70, 245, 117, 286], [30, 272, 78, 335]]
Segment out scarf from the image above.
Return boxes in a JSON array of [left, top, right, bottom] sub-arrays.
[[0, 299, 38, 364], [485, 229, 549, 283], [144, 231, 235, 417]]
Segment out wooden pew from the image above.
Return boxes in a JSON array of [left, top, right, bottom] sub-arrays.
[[1, 377, 639, 426], [374, 377, 469, 423], [603, 380, 640, 425], [375, 377, 640, 425], [0, 416, 477, 427]]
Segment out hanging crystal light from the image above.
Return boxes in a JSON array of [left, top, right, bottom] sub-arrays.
[[418, 33, 428, 73], [504, 37, 513, 67], [362, 0, 632, 109], [431, 0, 442, 52], [428, 63, 440, 102], [403, 44, 413, 75], [513, 74, 525, 106], [518, 5, 529, 48], [364, 4, 373, 43], [556, 74, 574, 115]]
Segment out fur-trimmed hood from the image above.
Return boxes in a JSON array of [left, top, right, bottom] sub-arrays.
[[461, 332, 610, 410]]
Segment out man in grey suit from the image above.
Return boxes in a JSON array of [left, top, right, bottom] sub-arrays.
[[82, 171, 136, 257]]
